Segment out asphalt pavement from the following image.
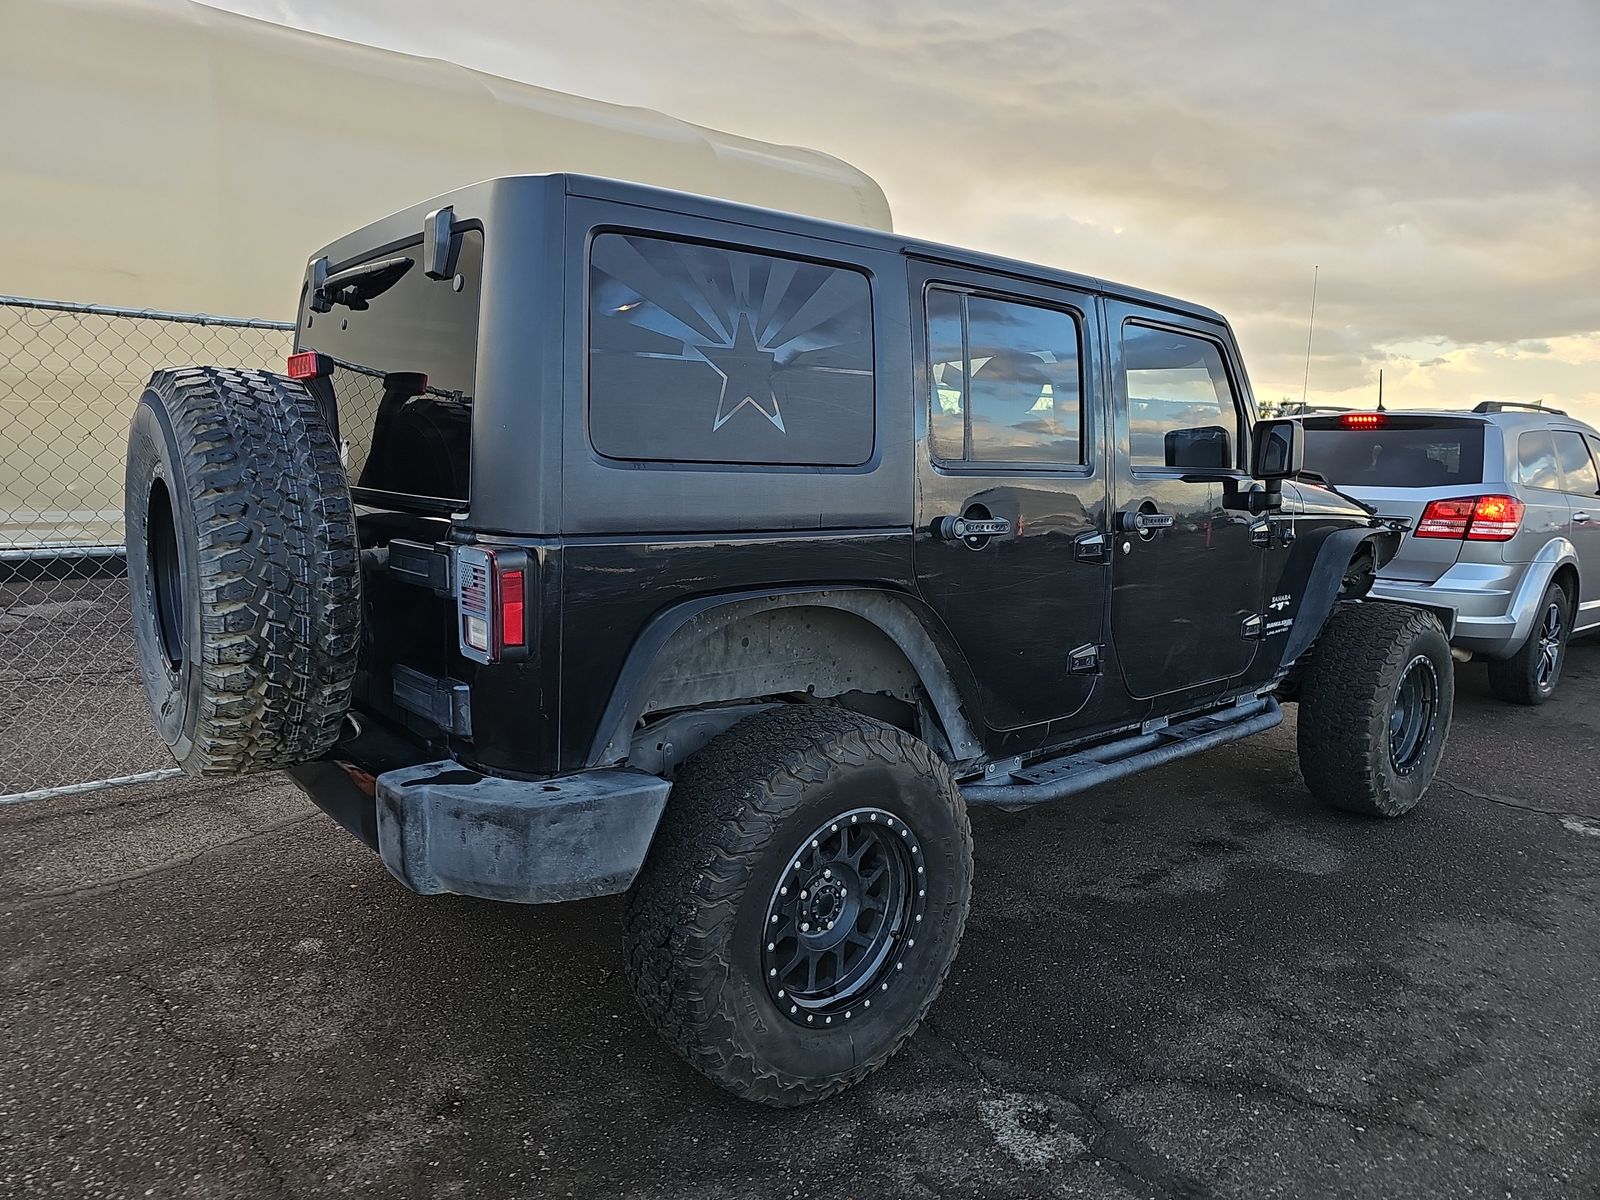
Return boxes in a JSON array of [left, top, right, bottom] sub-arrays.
[[3, 646, 1598, 1199]]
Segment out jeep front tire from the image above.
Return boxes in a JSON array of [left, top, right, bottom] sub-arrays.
[[1296, 602, 1453, 817], [622, 706, 973, 1105]]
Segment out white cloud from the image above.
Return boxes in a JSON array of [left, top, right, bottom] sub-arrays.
[[206, 0, 1600, 419]]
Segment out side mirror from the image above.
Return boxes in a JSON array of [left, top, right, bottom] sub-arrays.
[[1164, 425, 1232, 470], [1251, 418, 1304, 480]]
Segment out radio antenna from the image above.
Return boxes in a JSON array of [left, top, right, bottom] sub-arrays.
[[1300, 264, 1319, 408], [1377, 368, 1385, 412]]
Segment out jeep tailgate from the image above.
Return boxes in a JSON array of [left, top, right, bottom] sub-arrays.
[[292, 229, 486, 746]]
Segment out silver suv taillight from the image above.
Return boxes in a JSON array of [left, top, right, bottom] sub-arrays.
[[454, 545, 530, 663]]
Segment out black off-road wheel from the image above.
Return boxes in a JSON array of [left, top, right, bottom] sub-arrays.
[[622, 706, 973, 1106], [1297, 602, 1453, 817], [124, 366, 360, 776], [1487, 581, 1571, 705]]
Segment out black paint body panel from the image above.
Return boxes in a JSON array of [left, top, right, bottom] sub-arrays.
[[291, 174, 1391, 782]]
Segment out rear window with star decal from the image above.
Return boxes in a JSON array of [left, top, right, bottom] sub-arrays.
[[588, 233, 874, 466]]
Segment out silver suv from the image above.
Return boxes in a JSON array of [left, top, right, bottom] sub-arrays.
[[1301, 402, 1599, 704]]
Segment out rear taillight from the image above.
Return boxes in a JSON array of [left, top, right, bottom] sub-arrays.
[[1339, 412, 1388, 429], [1464, 494, 1523, 540], [1415, 494, 1524, 542], [455, 547, 532, 663], [1415, 497, 1475, 538], [499, 569, 526, 649]]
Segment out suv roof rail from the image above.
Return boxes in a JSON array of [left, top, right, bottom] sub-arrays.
[[1283, 404, 1353, 415], [1472, 400, 1567, 416]]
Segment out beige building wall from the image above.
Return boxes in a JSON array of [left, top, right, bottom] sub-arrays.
[[0, 0, 891, 546]]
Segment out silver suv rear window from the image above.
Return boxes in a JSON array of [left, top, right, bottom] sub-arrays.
[[1301, 418, 1484, 488]]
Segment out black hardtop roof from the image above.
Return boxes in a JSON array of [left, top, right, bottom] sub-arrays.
[[309, 172, 1230, 328], [561, 174, 1229, 325]]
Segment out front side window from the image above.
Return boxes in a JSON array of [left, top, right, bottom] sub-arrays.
[[1552, 430, 1599, 495], [926, 287, 1084, 466], [588, 233, 873, 466], [1517, 430, 1561, 491], [1123, 323, 1241, 470]]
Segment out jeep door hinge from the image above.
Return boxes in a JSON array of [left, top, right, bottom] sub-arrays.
[[1241, 614, 1265, 640], [1249, 520, 1271, 547], [1067, 643, 1102, 674]]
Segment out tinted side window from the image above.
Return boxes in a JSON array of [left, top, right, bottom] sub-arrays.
[[588, 233, 873, 466], [1123, 323, 1240, 469], [1517, 430, 1561, 490], [926, 287, 1084, 466], [1553, 431, 1599, 495], [927, 287, 966, 458]]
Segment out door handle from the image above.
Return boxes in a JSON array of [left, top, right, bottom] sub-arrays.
[[1116, 509, 1176, 535], [1574, 511, 1591, 525], [933, 515, 1012, 542]]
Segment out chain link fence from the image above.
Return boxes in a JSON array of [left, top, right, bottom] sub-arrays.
[[1, 297, 293, 796]]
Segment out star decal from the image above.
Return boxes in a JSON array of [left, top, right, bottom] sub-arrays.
[[699, 313, 786, 433]]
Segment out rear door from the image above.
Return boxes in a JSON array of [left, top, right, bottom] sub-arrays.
[[1553, 429, 1600, 631], [910, 262, 1107, 731], [1105, 303, 1262, 700], [1509, 428, 1575, 566], [294, 226, 486, 731]]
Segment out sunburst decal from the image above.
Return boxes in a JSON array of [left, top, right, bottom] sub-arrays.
[[589, 233, 874, 465]]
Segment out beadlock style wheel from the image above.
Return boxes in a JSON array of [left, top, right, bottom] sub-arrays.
[[623, 706, 973, 1105], [1388, 654, 1440, 777], [761, 807, 926, 1026], [1298, 602, 1453, 817]]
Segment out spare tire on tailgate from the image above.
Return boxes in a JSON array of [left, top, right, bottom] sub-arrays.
[[124, 366, 361, 776]]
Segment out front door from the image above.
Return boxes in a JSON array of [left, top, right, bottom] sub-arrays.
[[1106, 303, 1263, 700], [910, 262, 1108, 732]]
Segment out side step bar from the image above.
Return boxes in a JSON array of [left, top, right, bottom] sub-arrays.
[[962, 696, 1283, 809]]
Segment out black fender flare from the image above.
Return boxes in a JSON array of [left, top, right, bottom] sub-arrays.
[[586, 586, 984, 768], [1274, 524, 1450, 670]]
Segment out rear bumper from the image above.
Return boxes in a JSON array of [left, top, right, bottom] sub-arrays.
[[1371, 558, 1554, 656], [287, 758, 672, 904]]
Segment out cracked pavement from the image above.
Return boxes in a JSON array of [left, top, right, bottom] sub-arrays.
[[3, 646, 1599, 1198]]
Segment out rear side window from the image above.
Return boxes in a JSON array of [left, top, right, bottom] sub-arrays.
[[1552, 431, 1599, 495], [1517, 430, 1561, 490], [588, 233, 873, 466], [1301, 420, 1484, 487], [926, 287, 1084, 465]]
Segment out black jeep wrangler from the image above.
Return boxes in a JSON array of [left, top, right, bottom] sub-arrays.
[[125, 174, 1454, 1105]]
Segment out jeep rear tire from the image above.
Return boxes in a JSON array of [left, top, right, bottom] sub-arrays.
[[1296, 602, 1453, 817], [1487, 580, 1571, 705], [125, 367, 360, 776], [622, 706, 973, 1105]]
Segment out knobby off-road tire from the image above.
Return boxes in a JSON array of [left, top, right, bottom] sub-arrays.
[[1487, 580, 1571, 706], [1297, 602, 1453, 817], [623, 706, 973, 1106], [124, 367, 360, 776]]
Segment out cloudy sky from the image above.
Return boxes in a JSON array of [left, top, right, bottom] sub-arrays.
[[211, 0, 1599, 418]]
